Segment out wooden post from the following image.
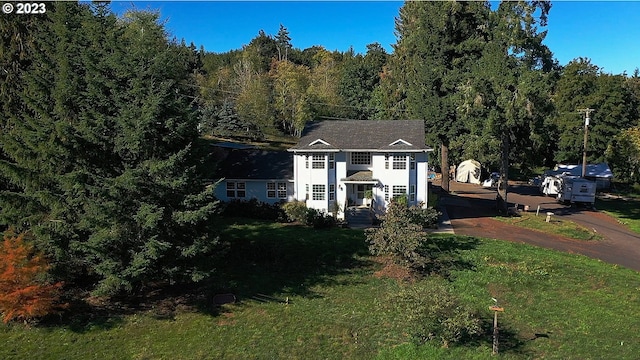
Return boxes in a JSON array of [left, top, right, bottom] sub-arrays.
[[490, 305, 504, 355]]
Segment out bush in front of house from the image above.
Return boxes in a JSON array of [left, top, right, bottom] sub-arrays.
[[282, 201, 335, 228], [366, 200, 431, 270], [282, 201, 308, 223], [305, 208, 336, 229], [221, 199, 286, 221]]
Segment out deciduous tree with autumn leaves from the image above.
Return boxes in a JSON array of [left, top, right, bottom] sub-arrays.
[[0, 231, 64, 323]]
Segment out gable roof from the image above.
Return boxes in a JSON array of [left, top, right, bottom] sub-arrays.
[[216, 148, 293, 180], [289, 120, 432, 152]]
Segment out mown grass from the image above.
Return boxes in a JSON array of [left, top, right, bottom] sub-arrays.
[[1, 221, 638, 359], [596, 197, 640, 234], [494, 212, 603, 241]]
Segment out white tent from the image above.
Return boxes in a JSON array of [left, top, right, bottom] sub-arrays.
[[456, 159, 481, 184]]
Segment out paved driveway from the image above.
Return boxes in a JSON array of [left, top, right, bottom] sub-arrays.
[[436, 181, 640, 271]]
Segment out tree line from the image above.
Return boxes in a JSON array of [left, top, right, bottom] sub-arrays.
[[1, 1, 640, 319], [198, 2, 640, 189]]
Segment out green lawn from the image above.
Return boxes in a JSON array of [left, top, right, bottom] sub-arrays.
[[494, 212, 603, 241], [596, 197, 640, 234], [1, 220, 639, 359]]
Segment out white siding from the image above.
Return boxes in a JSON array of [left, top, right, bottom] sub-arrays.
[[416, 153, 429, 208], [334, 152, 348, 219], [371, 153, 410, 211], [294, 153, 330, 212], [291, 150, 429, 215]]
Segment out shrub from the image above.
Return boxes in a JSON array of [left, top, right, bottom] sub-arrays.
[[394, 194, 409, 206], [409, 205, 441, 229], [304, 208, 336, 229], [366, 201, 430, 270], [0, 230, 65, 323], [282, 201, 308, 223], [396, 279, 483, 347], [280, 202, 335, 228]]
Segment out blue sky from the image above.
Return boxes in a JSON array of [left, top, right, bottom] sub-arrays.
[[110, 1, 640, 75]]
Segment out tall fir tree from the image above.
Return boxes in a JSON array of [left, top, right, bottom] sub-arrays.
[[389, 1, 490, 192], [465, 0, 555, 212], [0, 3, 219, 296]]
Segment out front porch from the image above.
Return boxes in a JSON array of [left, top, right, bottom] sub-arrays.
[[341, 170, 380, 208]]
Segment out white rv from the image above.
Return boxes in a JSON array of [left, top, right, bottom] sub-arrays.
[[556, 177, 596, 205], [540, 175, 563, 196]]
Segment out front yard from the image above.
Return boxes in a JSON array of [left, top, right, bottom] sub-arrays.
[[1, 220, 638, 359]]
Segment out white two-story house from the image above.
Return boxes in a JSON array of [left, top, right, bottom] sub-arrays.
[[288, 120, 433, 219]]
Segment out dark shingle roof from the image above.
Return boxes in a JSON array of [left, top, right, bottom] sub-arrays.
[[342, 171, 377, 182], [289, 120, 431, 151], [216, 149, 293, 180]]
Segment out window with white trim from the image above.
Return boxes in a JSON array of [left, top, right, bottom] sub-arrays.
[[277, 182, 287, 198], [393, 155, 407, 170], [384, 185, 389, 201], [267, 182, 288, 199], [385, 154, 389, 169], [312, 184, 325, 200], [351, 152, 371, 165], [410, 154, 416, 170], [329, 153, 335, 169], [312, 154, 325, 169], [329, 184, 335, 201], [410, 185, 416, 201], [392, 185, 407, 199], [226, 181, 246, 198], [305, 154, 309, 169]]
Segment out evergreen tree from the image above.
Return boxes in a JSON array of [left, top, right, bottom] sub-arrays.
[[390, 1, 490, 192], [243, 30, 278, 73], [338, 43, 388, 120], [553, 58, 637, 164], [552, 58, 600, 163], [275, 24, 292, 61], [465, 1, 555, 212], [0, 3, 219, 297]]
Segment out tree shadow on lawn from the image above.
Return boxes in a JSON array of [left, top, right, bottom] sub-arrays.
[[41, 283, 228, 333], [596, 197, 640, 221], [419, 235, 480, 278], [38, 222, 370, 331], [198, 223, 373, 312]]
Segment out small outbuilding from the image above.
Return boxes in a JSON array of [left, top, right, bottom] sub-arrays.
[[456, 159, 482, 185]]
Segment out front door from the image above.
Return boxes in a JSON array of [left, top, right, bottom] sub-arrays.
[[355, 184, 373, 206]]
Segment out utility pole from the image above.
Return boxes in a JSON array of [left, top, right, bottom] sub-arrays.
[[577, 108, 594, 177]]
